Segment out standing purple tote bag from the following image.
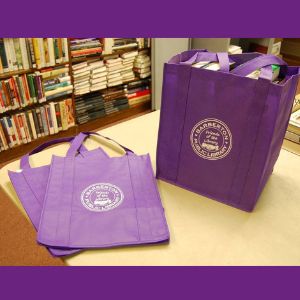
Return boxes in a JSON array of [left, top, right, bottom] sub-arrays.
[[8, 136, 108, 256], [157, 50, 300, 211], [37, 132, 169, 249]]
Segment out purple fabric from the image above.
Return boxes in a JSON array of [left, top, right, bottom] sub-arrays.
[[8, 136, 109, 256], [157, 50, 300, 212], [37, 132, 169, 249]]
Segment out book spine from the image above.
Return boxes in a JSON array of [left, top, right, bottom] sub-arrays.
[[38, 38, 46, 68], [17, 114, 27, 143], [19, 38, 30, 70], [1, 118, 11, 148], [0, 38, 9, 72], [5, 116, 16, 147], [13, 39, 23, 70], [0, 121, 9, 150], [6, 80, 18, 109], [24, 111, 34, 141], [27, 38, 36, 68], [40, 106, 49, 136], [63, 38, 69, 62], [46, 105, 54, 134], [54, 102, 62, 130], [49, 102, 58, 133], [31, 109, 41, 138], [9, 38, 18, 70], [11, 115, 21, 145], [32, 38, 41, 68], [15, 76, 25, 107], [35, 108, 44, 137], [43, 38, 50, 67], [27, 111, 37, 140], [47, 38, 56, 66], [3, 38, 13, 71], [21, 113, 31, 143], [21, 74, 31, 105], [59, 101, 68, 130], [57, 38, 63, 63]]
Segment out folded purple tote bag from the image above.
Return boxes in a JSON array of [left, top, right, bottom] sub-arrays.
[[157, 50, 300, 211], [8, 136, 108, 256], [37, 132, 169, 249]]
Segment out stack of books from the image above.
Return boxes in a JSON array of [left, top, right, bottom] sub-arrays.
[[72, 62, 90, 95], [134, 51, 151, 79], [0, 38, 69, 72], [70, 39, 102, 58], [125, 78, 151, 106], [121, 51, 138, 82], [0, 72, 45, 112], [41, 65, 73, 101], [103, 38, 138, 54], [75, 91, 106, 124], [73, 60, 107, 95], [89, 60, 107, 92], [102, 87, 129, 115], [105, 57, 123, 87], [0, 98, 75, 151]]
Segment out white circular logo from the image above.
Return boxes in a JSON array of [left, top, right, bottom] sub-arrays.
[[190, 118, 232, 160], [81, 183, 124, 212]]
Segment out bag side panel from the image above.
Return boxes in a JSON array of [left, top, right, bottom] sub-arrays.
[[156, 64, 192, 182]]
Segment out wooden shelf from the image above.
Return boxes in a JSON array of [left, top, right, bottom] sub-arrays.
[[0, 62, 70, 80], [0, 101, 152, 164], [0, 68, 35, 80], [0, 92, 73, 117]]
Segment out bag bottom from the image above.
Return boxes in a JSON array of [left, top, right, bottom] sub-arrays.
[[156, 175, 256, 212]]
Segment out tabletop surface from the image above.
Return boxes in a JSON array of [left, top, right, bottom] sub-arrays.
[[1, 110, 300, 266]]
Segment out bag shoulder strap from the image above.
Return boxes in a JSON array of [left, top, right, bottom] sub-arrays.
[[20, 136, 88, 169], [67, 132, 134, 156]]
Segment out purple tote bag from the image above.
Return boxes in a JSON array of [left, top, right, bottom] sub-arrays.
[[157, 50, 300, 211], [37, 132, 170, 249], [8, 136, 108, 256]]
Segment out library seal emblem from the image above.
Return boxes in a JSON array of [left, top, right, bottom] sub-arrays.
[[190, 118, 232, 160], [81, 183, 124, 212]]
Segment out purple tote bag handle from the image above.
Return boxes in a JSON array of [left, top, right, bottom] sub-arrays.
[[180, 52, 231, 72], [232, 54, 288, 80], [68, 131, 134, 156], [20, 136, 88, 169]]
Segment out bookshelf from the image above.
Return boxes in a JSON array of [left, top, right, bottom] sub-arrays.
[[0, 38, 152, 163]]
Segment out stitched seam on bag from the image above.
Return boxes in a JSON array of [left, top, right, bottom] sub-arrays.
[[54, 157, 65, 244], [227, 80, 264, 205], [67, 156, 75, 247], [38, 156, 55, 242], [175, 67, 193, 182], [156, 66, 170, 176], [237, 81, 272, 207], [39, 234, 169, 248], [126, 155, 141, 242], [147, 155, 170, 238], [253, 81, 292, 200], [21, 171, 41, 207]]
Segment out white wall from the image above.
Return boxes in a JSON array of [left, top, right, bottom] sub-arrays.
[[152, 38, 190, 110]]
